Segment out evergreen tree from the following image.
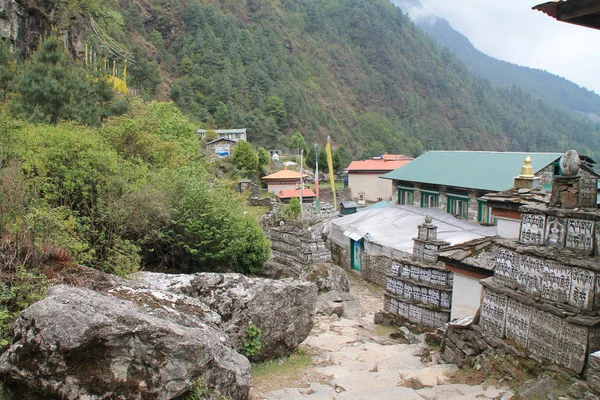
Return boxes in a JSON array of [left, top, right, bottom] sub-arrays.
[[214, 102, 230, 128], [232, 141, 259, 171], [257, 147, 270, 166], [12, 36, 120, 126]]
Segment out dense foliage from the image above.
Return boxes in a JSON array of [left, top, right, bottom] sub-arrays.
[[418, 16, 600, 118], [100, 0, 600, 159], [0, 101, 271, 276]]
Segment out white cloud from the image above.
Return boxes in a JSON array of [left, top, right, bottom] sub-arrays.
[[408, 0, 600, 94]]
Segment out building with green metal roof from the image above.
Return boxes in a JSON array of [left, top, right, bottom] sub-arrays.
[[380, 151, 570, 223]]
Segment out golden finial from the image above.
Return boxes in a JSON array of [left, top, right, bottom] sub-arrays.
[[519, 156, 535, 178]]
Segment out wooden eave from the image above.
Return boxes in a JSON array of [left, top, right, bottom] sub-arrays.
[[534, 0, 600, 30]]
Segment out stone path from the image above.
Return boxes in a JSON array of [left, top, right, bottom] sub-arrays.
[[252, 272, 514, 400]]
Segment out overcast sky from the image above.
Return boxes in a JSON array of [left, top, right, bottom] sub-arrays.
[[400, 0, 600, 94]]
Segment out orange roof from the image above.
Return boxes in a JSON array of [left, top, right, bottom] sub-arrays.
[[262, 169, 308, 180], [276, 188, 317, 199], [346, 157, 413, 172]]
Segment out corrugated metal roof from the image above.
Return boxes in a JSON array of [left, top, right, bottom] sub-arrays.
[[380, 151, 562, 192], [198, 129, 247, 134], [346, 158, 412, 172], [330, 205, 496, 253]]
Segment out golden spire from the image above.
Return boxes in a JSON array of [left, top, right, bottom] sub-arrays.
[[519, 156, 535, 178]]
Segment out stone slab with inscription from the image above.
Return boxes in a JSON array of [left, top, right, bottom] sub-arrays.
[[520, 213, 546, 246]]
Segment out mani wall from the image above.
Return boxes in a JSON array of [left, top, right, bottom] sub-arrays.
[[443, 169, 600, 375], [383, 217, 453, 328]]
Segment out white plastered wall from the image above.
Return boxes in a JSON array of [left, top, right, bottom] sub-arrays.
[[450, 273, 483, 321], [267, 183, 298, 194], [348, 173, 392, 202], [495, 217, 520, 239]]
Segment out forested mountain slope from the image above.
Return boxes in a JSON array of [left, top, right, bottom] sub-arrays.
[[414, 15, 600, 122], [3, 0, 600, 159]]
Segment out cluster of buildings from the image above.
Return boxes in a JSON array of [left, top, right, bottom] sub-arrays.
[[331, 150, 599, 325]]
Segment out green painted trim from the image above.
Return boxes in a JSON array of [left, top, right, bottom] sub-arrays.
[[446, 193, 471, 201], [420, 192, 439, 208]]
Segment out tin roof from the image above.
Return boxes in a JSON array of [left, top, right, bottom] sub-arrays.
[[276, 188, 316, 199], [262, 169, 308, 180], [346, 157, 412, 172], [198, 129, 247, 134], [380, 151, 563, 192], [206, 138, 236, 145]]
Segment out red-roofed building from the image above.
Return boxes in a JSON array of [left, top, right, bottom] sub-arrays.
[[345, 155, 413, 203], [276, 188, 317, 203], [262, 169, 309, 194]]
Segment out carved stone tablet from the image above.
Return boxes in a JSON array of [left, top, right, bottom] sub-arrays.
[[527, 308, 561, 363], [505, 298, 532, 348], [545, 216, 566, 249], [565, 219, 595, 253], [520, 214, 545, 246], [480, 288, 508, 338], [570, 267, 595, 311], [556, 322, 588, 373]]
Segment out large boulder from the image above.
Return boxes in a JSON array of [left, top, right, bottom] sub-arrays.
[[136, 272, 318, 360], [0, 285, 250, 400], [299, 263, 350, 293]]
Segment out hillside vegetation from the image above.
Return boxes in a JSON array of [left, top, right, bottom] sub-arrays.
[[416, 15, 600, 121], [104, 0, 600, 159]]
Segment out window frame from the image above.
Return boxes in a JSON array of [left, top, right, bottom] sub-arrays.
[[477, 199, 497, 225], [398, 186, 414, 205], [446, 193, 470, 218], [420, 190, 440, 208]]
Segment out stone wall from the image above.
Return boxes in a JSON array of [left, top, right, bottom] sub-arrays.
[[363, 254, 392, 287], [382, 219, 453, 328], [444, 207, 600, 374], [588, 352, 600, 398], [331, 242, 351, 271], [265, 219, 332, 275], [319, 187, 351, 204]]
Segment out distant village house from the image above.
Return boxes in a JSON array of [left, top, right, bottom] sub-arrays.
[[262, 169, 308, 194], [345, 154, 412, 204], [199, 128, 247, 158], [198, 128, 247, 142]]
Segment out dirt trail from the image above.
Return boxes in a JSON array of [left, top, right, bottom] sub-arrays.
[[251, 272, 513, 400]]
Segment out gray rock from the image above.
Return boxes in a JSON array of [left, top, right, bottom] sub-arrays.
[[570, 380, 588, 399], [299, 263, 350, 293], [518, 375, 557, 399], [315, 290, 363, 319], [136, 272, 318, 360], [0, 285, 250, 400]]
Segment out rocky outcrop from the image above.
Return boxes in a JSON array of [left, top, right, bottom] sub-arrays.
[[135, 272, 318, 360], [0, 0, 85, 57], [0, 285, 250, 400], [299, 262, 349, 293]]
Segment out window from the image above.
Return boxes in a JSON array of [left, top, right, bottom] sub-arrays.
[[398, 187, 414, 205], [478, 200, 497, 225], [421, 191, 439, 208], [446, 194, 469, 218]]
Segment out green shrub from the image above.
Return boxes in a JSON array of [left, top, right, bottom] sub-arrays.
[[243, 324, 262, 358], [284, 197, 301, 219]]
